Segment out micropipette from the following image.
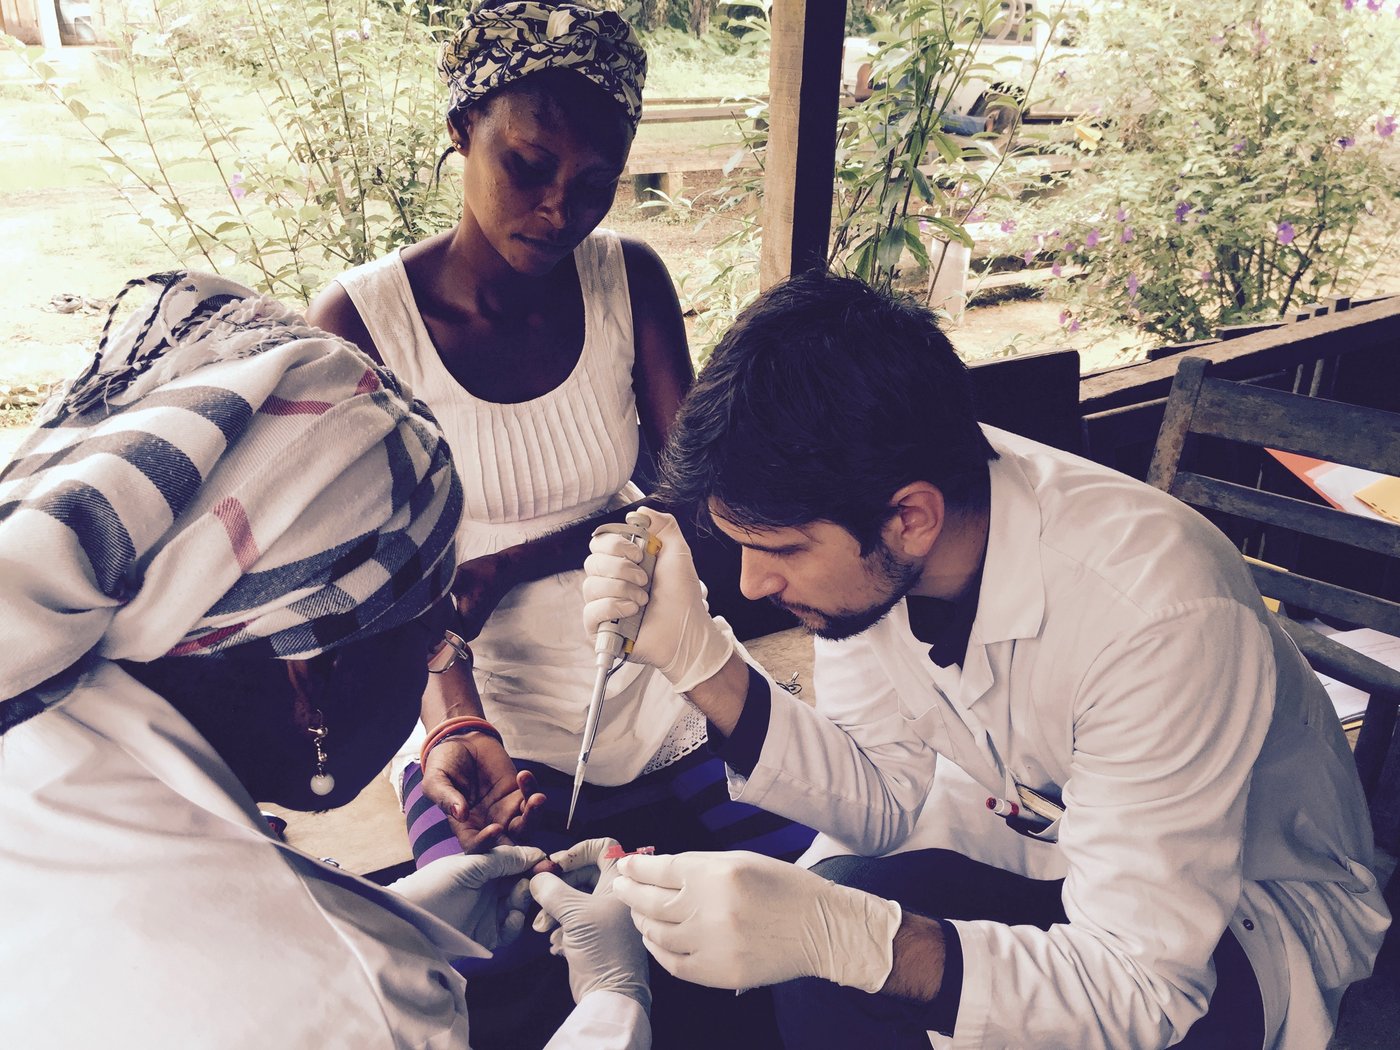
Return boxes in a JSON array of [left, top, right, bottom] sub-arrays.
[[567, 511, 662, 829]]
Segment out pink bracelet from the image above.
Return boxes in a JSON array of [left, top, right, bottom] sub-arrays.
[[419, 716, 504, 767]]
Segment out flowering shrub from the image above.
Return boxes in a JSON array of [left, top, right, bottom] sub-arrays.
[[1004, 0, 1400, 342]]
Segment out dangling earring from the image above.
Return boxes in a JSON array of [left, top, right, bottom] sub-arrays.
[[308, 710, 335, 797]]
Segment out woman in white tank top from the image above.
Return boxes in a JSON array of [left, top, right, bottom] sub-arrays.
[[307, 0, 811, 889]]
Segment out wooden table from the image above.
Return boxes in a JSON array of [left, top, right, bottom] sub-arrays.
[[259, 628, 815, 881]]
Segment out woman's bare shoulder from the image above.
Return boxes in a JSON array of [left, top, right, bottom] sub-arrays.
[[305, 281, 382, 364]]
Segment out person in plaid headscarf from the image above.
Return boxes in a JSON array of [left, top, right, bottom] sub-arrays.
[[0, 271, 652, 1048]]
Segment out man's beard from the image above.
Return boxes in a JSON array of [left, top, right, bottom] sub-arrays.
[[772, 542, 922, 641]]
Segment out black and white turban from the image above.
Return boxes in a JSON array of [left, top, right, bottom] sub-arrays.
[[0, 272, 463, 734], [439, 2, 646, 129]]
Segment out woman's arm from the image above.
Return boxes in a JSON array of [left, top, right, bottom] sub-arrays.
[[621, 235, 694, 454], [305, 282, 385, 364]]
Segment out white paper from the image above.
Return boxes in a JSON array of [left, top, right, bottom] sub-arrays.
[[1311, 627, 1400, 724], [1307, 464, 1390, 522]]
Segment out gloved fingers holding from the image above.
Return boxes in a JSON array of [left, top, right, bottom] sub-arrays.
[[529, 869, 651, 1011], [613, 850, 901, 993], [531, 837, 623, 934], [580, 507, 734, 692], [581, 566, 649, 636], [388, 844, 548, 950]]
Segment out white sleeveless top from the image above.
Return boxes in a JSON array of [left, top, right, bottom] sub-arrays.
[[336, 231, 698, 783]]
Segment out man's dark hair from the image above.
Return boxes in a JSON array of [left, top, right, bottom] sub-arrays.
[[660, 270, 997, 553]]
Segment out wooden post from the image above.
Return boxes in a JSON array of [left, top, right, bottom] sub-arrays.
[[759, 0, 847, 289]]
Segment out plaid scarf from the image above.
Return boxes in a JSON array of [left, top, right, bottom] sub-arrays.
[[0, 272, 462, 734], [439, 2, 646, 128]]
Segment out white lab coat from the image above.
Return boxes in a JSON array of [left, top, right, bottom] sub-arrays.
[[0, 661, 648, 1050], [728, 429, 1389, 1050]]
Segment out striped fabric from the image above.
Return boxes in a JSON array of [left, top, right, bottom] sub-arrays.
[[0, 272, 462, 733]]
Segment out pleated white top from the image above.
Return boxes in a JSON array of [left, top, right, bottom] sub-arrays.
[[336, 231, 690, 782]]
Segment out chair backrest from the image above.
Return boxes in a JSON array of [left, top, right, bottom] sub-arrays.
[[969, 348, 1083, 455], [1147, 355, 1400, 828], [1148, 355, 1400, 634]]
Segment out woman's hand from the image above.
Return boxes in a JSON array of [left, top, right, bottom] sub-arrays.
[[421, 731, 547, 852], [451, 553, 513, 641]]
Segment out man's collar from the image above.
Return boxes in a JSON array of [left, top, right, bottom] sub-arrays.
[[971, 428, 1048, 646]]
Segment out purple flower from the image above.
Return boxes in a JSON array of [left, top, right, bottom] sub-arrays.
[[1069, 319, 1081, 333], [1367, 0, 1381, 10], [1200, 269, 1214, 284], [1377, 115, 1397, 138], [918, 218, 931, 234], [1232, 139, 1248, 153], [1023, 249, 1036, 264], [967, 210, 988, 223], [1126, 274, 1140, 299], [230, 172, 246, 201], [1276, 221, 1296, 245], [1059, 309, 1072, 325], [1121, 226, 1135, 243], [1115, 208, 1128, 222], [1085, 228, 1101, 248], [1174, 201, 1191, 223], [1251, 20, 1270, 50], [1343, 0, 1357, 9], [1064, 240, 1077, 252], [1000, 219, 1018, 233], [1052, 261, 1064, 277], [1338, 135, 1355, 149]]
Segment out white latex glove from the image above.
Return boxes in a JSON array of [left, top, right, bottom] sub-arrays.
[[533, 837, 625, 935], [389, 845, 546, 950], [613, 850, 902, 993], [581, 508, 734, 694], [530, 838, 651, 1012]]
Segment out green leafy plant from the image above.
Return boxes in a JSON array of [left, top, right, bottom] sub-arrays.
[[830, 0, 1071, 293], [11, 0, 468, 302], [1006, 0, 1400, 343]]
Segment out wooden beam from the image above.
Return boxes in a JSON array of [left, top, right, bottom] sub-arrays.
[[1080, 295, 1400, 414], [759, 0, 847, 289]]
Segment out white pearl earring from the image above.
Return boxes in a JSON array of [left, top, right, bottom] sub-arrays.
[[308, 711, 335, 797]]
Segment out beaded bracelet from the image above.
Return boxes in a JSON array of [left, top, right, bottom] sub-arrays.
[[419, 715, 504, 768]]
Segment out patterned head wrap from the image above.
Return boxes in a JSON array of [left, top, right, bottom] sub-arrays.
[[439, 2, 646, 129], [0, 271, 462, 734]]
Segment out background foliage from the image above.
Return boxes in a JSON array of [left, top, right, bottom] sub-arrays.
[[15, 0, 470, 303], [1005, 0, 1400, 342]]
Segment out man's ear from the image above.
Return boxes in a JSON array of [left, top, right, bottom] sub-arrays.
[[884, 482, 945, 559]]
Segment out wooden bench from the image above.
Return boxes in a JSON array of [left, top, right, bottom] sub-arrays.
[[626, 96, 765, 205]]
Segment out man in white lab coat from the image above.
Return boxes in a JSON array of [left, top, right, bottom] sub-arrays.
[[581, 271, 1391, 1049]]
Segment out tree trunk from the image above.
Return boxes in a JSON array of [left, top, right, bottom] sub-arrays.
[[689, 0, 715, 37], [636, 0, 669, 32]]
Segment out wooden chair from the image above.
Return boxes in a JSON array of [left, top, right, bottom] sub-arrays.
[[969, 348, 1084, 455], [1147, 356, 1400, 854]]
